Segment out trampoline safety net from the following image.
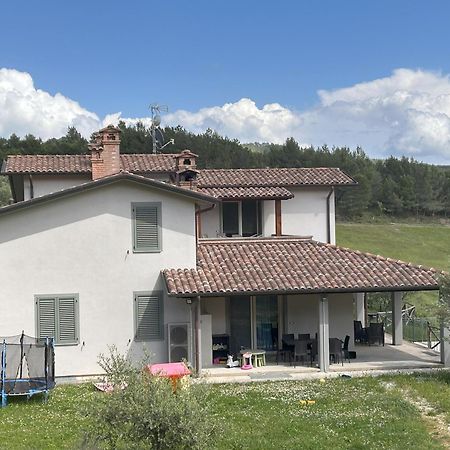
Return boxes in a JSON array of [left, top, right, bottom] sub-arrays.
[[1, 333, 55, 406]]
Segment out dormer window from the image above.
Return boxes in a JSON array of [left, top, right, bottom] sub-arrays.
[[221, 200, 262, 237]]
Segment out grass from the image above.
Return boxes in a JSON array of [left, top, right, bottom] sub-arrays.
[[336, 222, 450, 272], [336, 222, 450, 316], [1, 375, 449, 449]]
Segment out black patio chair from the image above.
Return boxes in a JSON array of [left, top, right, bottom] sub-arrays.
[[298, 333, 310, 340], [292, 340, 309, 367], [342, 335, 350, 364], [329, 338, 342, 364], [309, 339, 318, 366], [276, 334, 295, 364], [354, 320, 368, 344], [368, 322, 385, 346]]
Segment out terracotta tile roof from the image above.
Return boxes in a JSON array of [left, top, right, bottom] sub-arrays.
[[198, 186, 294, 200], [163, 238, 440, 296], [1, 154, 178, 174], [197, 168, 356, 187], [1, 155, 92, 174], [120, 154, 177, 172]]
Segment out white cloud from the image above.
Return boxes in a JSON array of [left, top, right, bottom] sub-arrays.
[[0, 68, 101, 139], [2, 67, 450, 163], [155, 68, 450, 163]]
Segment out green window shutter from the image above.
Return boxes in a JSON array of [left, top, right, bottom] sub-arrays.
[[58, 296, 78, 344], [133, 203, 161, 252], [134, 293, 163, 341], [36, 294, 79, 345], [37, 297, 57, 341]]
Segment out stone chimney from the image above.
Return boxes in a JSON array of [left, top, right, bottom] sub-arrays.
[[88, 125, 121, 180]]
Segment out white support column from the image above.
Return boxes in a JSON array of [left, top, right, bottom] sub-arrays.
[[354, 293, 366, 327], [318, 295, 330, 372], [440, 322, 450, 366], [391, 291, 403, 345], [194, 297, 202, 374]]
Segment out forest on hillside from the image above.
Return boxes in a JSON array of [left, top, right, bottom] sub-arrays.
[[0, 122, 449, 219]]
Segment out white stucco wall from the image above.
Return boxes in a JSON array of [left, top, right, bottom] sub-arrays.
[[281, 187, 335, 243], [0, 180, 198, 376], [200, 205, 221, 238], [201, 297, 228, 334], [199, 190, 335, 243], [262, 200, 275, 236], [286, 293, 354, 350], [24, 175, 91, 200]]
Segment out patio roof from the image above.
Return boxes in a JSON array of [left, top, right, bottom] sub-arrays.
[[197, 186, 294, 200], [162, 237, 441, 297]]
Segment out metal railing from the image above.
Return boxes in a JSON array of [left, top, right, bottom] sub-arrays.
[[368, 304, 440, 351]]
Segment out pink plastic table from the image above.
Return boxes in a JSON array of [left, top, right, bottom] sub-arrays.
[[146, 362, 191, 392]]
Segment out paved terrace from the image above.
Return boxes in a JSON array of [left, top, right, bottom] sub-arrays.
[[201, 340, 442, 384]]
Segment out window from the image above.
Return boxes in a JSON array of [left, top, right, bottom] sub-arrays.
[[35, 295, 79, 345], [222, 202, 239, 236], [132, 202, 161, 253], [134, 291, 164, 341], [221, 200, 262, 237]]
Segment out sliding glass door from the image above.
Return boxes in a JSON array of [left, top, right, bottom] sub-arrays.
[[256, 295, 278, 351], [229, 296, 252, 355], [229, 295, 280, 354]]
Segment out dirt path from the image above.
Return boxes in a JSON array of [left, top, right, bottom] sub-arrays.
[[383, 381, 450, 448]]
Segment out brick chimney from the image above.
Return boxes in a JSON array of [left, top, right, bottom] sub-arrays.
[[175, 150, 199, 190], [175, 150, 198, 171], [88, 125, 121, 180]]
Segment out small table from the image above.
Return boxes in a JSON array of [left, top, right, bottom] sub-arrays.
[[239, 349, 266, 367], [146, 362, 191, 392]]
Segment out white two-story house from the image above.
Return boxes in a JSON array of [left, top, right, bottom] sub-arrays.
[[0, 125, 441, 377]]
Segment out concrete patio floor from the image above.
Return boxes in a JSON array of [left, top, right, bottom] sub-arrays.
[[201, 340, 442, 384]]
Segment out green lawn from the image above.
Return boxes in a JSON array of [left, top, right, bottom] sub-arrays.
[[336, 222, 450, 272], [336, 222, 450, 316], [1, 374, 450, 449]]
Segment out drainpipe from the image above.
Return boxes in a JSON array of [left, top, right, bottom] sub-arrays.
[[29, 175, 34, 200], [326, 187, 334, 244], [195, 203, 216, 243]]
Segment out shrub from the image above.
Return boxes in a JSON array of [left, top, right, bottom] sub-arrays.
[[84, 347, 217, 450]]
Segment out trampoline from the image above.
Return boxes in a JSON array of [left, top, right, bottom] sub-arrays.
[[1, 332, 55, 407]]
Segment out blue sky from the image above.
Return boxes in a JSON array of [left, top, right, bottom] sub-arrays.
[[1, 1, 450, 163]]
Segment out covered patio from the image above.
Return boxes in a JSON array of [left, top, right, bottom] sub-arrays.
[[201, 339, 442, 383], [163, 236, 443, 374]]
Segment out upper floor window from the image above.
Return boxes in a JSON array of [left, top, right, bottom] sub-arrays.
[[222, 200, 262, 237], [132, 202, 162, 253]]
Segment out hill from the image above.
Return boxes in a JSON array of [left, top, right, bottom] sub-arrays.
[[336, 222, 449, 316]]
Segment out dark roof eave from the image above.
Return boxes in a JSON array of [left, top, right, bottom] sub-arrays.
[[217, 195, 294, 201], [166, 284, 440, 298]]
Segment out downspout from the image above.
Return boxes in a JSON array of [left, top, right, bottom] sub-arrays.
[[29, 175, 34, 199], [7, 176, 16, 203], [326, 187, 334, 244], [195, 203, 216, 243]]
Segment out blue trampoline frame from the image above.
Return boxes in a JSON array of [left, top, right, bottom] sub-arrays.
[[1, 336, 55, 407]]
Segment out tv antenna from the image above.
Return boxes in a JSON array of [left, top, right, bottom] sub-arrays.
[[150, 104, 174, 153]]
